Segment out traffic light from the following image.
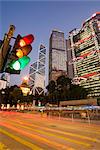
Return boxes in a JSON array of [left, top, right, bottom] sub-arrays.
[[5, 34, 34, 74], [0, 40, 3, 48], [0, 25, 15, 73], [0, 41, 12, 73]]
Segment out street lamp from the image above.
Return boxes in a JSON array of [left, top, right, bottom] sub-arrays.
[[23, 76, 29, 81]]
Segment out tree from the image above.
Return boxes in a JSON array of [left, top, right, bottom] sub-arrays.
[[9, 85, 23, 106], [56, 75, 71, 101], [0, 88, 9, 105], [46, 80, 56, 93], [56, 75, 71, 88], [70, 84, 88, 100], [46, 75, 89, 105]]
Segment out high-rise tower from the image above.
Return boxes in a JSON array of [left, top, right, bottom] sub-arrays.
[[67, 12, 100, 97], [49, 30, 67, 81], [29, 44, 46, 95]]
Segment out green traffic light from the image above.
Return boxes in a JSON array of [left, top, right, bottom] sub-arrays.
[[13, 61, 20, 70], [18, 56, 30, 70], [10, 56, 30, 70]]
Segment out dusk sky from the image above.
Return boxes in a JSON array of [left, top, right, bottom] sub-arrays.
[[0, 0, 100, 86]]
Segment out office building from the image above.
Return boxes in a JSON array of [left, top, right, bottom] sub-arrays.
[[49, 30, 67, 81], [67, 12, 100, 97], [29, 44, 46, 95]]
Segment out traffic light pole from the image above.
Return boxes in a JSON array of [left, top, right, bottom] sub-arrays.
[[0, 25, 15, 72]]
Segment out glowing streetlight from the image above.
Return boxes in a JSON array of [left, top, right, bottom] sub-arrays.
[[23, 76, 29, 81]]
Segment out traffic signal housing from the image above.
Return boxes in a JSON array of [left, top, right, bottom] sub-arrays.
[[0, 41, 11, 73], [0, 25, 15, 73], [5, 34, 34, 74]]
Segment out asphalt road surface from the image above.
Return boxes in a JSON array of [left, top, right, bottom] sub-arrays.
[[0, 111, 100, 150]]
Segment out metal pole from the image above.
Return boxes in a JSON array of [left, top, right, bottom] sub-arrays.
[[0, 25, 15, 72], [72, 111, 74, 122], [87, 110, 91, 124]]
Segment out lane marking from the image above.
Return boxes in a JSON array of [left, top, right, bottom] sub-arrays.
[[2, 120, 91, 147], [8, 118, 100, 143], [13, 116, 100, 134], [0, 142, 10, 150], [0, 123, 74, 150], [0, 128, 43, 150]]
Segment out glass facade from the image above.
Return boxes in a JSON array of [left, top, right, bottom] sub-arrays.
[[29, 45, 46, 95], [49, 30, 67, 81], [68, 13, 100, 97]]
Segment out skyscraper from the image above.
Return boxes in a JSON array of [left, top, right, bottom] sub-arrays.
[[49, 30, 67, 81], [29, 44, 46, 95], [67, 12, 100, 97]]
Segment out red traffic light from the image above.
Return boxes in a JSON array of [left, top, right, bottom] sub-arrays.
[[19, 34, 34, 47]]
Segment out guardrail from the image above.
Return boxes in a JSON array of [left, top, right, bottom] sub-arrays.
[[1, 104, 100, 111], [1, 105, 100, 122]]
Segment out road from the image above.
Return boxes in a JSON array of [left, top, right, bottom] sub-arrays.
[[0, 111, 100, 150]]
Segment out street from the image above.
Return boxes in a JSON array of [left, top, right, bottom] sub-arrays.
[[0, 111, 100, 150]]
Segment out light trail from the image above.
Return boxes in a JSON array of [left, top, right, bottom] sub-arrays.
[[0, 111, 100, 150], [4, 118, 100, 144], [11, 116, 100, 135], [0, 122, 72, 150], [0, 128, 43, 150], [2, 120, 91, 147]]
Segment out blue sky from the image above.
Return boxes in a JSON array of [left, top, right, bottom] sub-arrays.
[[0, 0, 100, 86]]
